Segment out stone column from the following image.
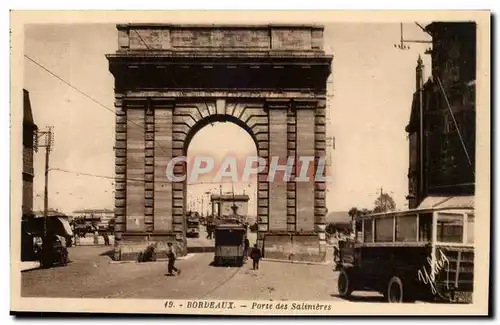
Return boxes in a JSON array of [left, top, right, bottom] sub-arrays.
[[287, 108, 297, 232], [257, 115, 270, 246], [295, 99, 317, 232], [314, 99, 327, 256], [144, 102, 154, 232], [114, 94, 127, 259], [152, 98, 174, 232], [266, 99, 290, 232], [125, 98, 147, 232]]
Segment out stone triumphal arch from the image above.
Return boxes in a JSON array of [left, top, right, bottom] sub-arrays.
[[107, 24, 332, 262]]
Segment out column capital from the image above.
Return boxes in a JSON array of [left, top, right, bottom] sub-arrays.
[[123, 97, 148, 108], [292, 99, 318, 109], [150, 97, 176, 109], [264, 98, 291, 111]]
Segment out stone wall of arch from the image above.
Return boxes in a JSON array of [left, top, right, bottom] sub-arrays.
[[113, 95, 327, 261], [109, 24, 332, 262]]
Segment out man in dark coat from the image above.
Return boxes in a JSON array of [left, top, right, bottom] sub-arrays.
[[166, 242, 181, 276], [244, 237, 250, 261], [250, 243, 262, 270]]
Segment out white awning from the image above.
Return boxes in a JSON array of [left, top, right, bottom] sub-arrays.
[[417, 195, 474, 210], [58, 217, 74, 236]]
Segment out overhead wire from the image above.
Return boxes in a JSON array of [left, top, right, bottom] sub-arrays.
[[24, 53, 171, 157], [50, 167, 255, 186], [435, 75, 475, 176]]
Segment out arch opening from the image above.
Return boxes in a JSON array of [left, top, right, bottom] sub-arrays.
[[184, 119, 259, 253]]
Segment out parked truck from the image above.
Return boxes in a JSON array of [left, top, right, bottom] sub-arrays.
[[336, 206, 474, 303]]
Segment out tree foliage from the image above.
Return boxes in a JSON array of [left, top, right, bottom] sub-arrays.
[[348, 207, 372, 218], [325, 222, 337, 235], [373, 193, 396, 213]]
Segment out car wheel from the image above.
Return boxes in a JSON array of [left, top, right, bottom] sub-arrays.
[[387, 276, 404, 303], [338, 268, 354, 297]]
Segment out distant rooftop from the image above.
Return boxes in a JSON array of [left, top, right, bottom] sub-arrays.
[[210, 194, 250, 201], [33, 209, 67, 217], [325, 211, 351, 225], [73, 209, 114, 214]]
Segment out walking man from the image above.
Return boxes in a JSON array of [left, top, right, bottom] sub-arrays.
[[250, 243, 262, 270], [166, 242, 181, 276], [103, 231, 110, 246], [244, 237, 250, 261]]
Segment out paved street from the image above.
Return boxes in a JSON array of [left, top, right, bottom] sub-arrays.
[[21, 227, 386, 302], [21, 244, 385, 302]]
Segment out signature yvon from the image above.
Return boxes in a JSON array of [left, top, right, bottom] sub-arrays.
[[417, 249, 450, 295]]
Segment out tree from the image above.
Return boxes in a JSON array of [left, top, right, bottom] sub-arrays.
[[348, 207, 372, 218], [348, 207, 359, 219], [373, 193, 396, 213], [325, 222, 337, 235]]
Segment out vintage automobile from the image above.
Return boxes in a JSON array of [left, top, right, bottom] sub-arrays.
[[336, 206, 474, 303], [186, 212, 200, 238], [22, 214, 73, 266], [213, 223, 246, 266], [38, 234, 69, 268]]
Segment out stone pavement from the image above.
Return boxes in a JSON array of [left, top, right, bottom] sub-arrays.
[[20, 242, 391, 303], [21, 245, 360, 301]]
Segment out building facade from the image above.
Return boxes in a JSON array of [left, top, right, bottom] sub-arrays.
[[21, 89, 38, 261], [406, 22, 476, 208], [22, 89, 38, 216], [107, 24, 332, 261], [72, 209, 115, 230]]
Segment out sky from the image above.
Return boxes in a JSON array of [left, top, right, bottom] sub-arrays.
[[24, 22, 432, 216]]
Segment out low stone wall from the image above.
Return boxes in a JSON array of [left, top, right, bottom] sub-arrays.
[[114, 233, 186, 261], [261, 234, 325, 263]]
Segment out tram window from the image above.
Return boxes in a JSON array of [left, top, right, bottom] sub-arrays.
[[467, 214, 474, 244], [363, 219, 373, 242], [215, 231, 243, 245], [374, 217, 393, 242], [396, 215, 417, 242], [437, 213, 464, 243], [355, 221, 363, 242], [418, 213, 432, 242]]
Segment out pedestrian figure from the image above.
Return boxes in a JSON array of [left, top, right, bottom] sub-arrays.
[[250, 244, 262, 270], [103, 231, 110, 246], [166, 242, 181, 276], [244, 237, 250, 261], [207, 223, 213, 239], [206, 223, 211, 239]]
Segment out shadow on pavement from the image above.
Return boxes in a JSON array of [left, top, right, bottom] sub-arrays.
[[21, 261, 73, 273], [99, 249, 115, 259], [208, 261, 245, 268], [187, 246, 215, 253], [330, 294, 386, 303]]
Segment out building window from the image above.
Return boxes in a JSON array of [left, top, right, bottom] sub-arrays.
[[444, 113, 455, 134]]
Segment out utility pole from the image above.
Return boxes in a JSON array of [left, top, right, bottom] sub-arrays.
[[417, 56, 425, 205], [380, 187, 384, 211], [204, 191, 211, 216], [35, 126, 54, 239], [394, 22, 433, 207], [219, 184, 222, 219]]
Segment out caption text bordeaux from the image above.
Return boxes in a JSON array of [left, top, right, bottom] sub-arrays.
[[175, 301, 333, 311]]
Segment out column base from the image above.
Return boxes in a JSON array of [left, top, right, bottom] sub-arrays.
[[113, 232, 186, 261], [260, 232, 326, 263]]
